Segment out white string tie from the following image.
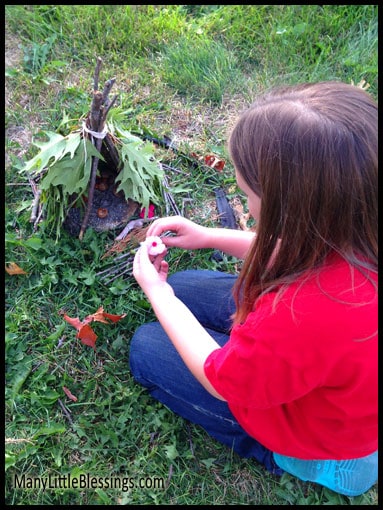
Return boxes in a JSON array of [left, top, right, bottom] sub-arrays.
[[82, 121, 108, 139]]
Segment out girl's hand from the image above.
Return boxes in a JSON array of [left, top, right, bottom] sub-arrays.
[[133, 242, 174, 300], [146, 216, 210, 250]]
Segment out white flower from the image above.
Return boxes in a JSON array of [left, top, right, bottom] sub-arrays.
[[141, 236, 167, 256]]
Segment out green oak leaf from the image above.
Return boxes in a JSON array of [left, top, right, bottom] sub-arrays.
[[39, 139, 103, 196], [22, 131, 82, 175], [115, 137, 163, 213]]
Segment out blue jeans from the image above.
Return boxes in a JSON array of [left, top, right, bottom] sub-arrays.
[[129, 270, 283, 475]]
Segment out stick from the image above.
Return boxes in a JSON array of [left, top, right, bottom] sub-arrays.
[[101, 77, 116, 105], [93, 57, 102, 92], [79, 58, 118, 240], [30, 189, 41, 223], [96, 256, 134, 278], [79, 135, 102, 240], [115, 218, 148, 241], [33, 207, 44, 231], [102, 262, 134, 284], [101, 94, 118, 124], [58, 398, 74, 427], [89, 90, 104, 132]]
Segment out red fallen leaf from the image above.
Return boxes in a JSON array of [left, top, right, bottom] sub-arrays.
[[204, 154, 225, 171], [62, 306, 126, 350], [86, 306, 127, 324], [62, 386, 78, 402], [63, 314, 84, 330], [190, 152, 225, 172], [102, 311, 127, 323], [77, 324, 98, 350], [5, 262, 28, 275], [84, 307, 109, 324]]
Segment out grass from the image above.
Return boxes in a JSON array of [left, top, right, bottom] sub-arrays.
[[158, 35, 241, 103], [5, 4, 378, 506]]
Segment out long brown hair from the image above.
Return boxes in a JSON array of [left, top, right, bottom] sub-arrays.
[[228, 81, 378, 324]]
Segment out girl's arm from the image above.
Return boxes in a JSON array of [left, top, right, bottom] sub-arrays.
[[203, 227, 255, 259], [133, 245, 225, 400], [146, 216, 255, 260]]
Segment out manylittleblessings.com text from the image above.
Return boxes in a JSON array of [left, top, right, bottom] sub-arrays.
[[13, 473, 165, 492]]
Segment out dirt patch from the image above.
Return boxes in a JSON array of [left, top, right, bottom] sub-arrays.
[[5, 28, 23, 69], [5, 29, 35, 164]]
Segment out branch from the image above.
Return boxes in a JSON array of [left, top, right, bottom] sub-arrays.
[[30, 189, 42, 223], [57, 398, 74, 428], [79, 59, 118, 240], [90, 91, 104, 132], [93, 57, 103, 91], [101, 93, 118, 124], [101, 77, 116, 106], [79, 137, 102, 240], [28, 175, 42, 224]]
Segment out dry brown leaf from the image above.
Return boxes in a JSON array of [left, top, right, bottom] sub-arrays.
[[5, 262, 28, 275], [62, 386, 78, 402]]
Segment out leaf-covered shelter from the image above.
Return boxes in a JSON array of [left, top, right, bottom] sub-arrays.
[[22, 58, 164, 240]]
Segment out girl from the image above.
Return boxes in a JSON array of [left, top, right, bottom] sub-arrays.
[[130, 81, 378, 496]]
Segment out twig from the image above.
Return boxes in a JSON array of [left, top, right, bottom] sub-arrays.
[[96, 256, 134, 278], [79, 58, 118, 240], [93, 56, 103, 92], [28, 176, 39, 197], [110, 251, 136, 263], [6, 182, 31, 186], [30, 189, 42, 223], [79, 135, 103, 240], [58, 398, 74, 427], [101, 77, 116, 108], [162, 174, 181, 215], [102, 261, 134, 284], [33, 207, 44, 231], [115, 217, 157, 241], [166, 464, 173, 489], [163, 189, 181, 216], [5, 437, 34, 445], [101, 94, 118, 124], [28, 175, 42, 224], [89, 90, 104, 132], [161, 163, 190, 176], [98, 250, 133, 268]]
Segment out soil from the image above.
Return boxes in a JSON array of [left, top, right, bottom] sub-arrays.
[[63, 179, 140, 237]]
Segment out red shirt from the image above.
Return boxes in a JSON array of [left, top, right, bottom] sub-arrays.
[[204, 254, 377, 460]]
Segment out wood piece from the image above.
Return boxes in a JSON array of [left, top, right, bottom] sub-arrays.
[[93, 56, 102, 92], [101, 77, 116, 107], [79, 58, 119, 240], [89, 91, 104, 132], [104, 133, 121, 170], [79, 135, 103, 240], [30, 189, 42, 223]]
